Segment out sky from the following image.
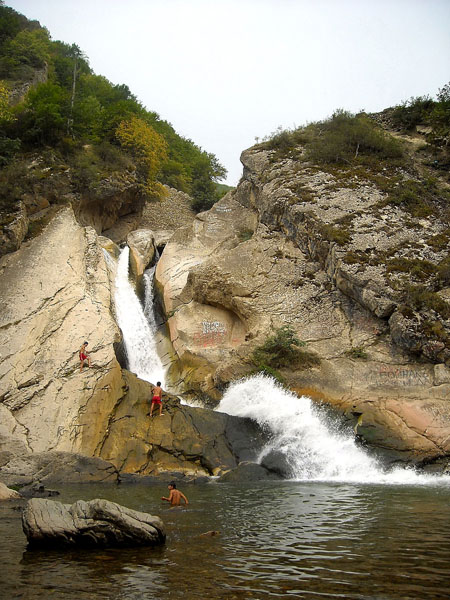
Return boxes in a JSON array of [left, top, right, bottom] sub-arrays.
[[6, 0, 450, 185]]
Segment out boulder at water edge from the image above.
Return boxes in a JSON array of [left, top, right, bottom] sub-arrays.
[[0, 481, 21, 500], [22, 498, 166, 548]]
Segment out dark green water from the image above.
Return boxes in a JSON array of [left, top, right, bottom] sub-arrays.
[[1, 481, 450, 599]]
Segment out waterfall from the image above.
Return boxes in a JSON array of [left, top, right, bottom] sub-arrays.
[[113, 246, 166, 386], [217, 373, 449, 484]]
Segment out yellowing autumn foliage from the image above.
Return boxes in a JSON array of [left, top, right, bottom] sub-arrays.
[[116, 116, 168, 198], [0, 81, 14, 123]]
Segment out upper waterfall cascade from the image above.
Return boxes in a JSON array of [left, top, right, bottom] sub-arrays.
[[218, 373, 450, 484], [113, 246, 166, 387]]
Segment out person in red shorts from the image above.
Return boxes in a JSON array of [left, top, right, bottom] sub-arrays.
[[150, 381, 163, 417], [79, 341, 92, 372]]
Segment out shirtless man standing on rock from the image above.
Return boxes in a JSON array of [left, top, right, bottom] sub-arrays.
[[161, 482, 189, 506]]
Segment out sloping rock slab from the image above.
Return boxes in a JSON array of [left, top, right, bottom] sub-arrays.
[[22, 498, 165, 549]]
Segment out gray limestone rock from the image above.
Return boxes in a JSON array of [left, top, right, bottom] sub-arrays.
[[22, 498, 166, 548]]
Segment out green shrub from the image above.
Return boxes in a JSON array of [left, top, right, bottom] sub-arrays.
[[385, 178, 438, 217], [427, 229, 450, 251], [403, 285, 450, 319], [305, 110, 404, 165], [0, 159, 28, 217], [238, 229, 253, 242], [386, 257, 437, 280], [252, 325, 320, 372], [319, 223, 350, 245], [438, 256, 450, 285], [345, 347, 368, 360], [391, 96, 434, 130], [344, 250, 370, 264], [422, 319, 448, 342]]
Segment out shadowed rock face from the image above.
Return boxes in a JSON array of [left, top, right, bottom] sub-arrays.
[[22, 498, 166, 548]]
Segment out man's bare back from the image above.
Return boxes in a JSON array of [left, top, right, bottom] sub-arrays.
[[161, 483, 189, 506]]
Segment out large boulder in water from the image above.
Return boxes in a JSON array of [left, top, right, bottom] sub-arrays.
[[218, 461, 281, 482], [22, 498, 166, 548], [260, 450, 294, 478]]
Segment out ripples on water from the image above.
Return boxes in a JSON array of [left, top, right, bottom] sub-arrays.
[[2, 481, 450, 600]]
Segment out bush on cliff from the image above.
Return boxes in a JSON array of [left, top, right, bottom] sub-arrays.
[[392, 83, 450, 137], [263, 110, 404, 167], [252, 325, 320, 381], [305, 110, 403, 165]]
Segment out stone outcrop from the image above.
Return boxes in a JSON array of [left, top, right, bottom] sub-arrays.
[[75, 172, 144, 237], [218, 462, 281, 482], [0, 450, 119, 488], [92, 370, 266, 478], [155, 195, 258, 398], [127, 229, 156, 282], [0, 207, 269, 482], [140, 185, 196, 240], [0, 481, 20, 500], [22, 498, 165, 548], [342, 396, 450, 466], [8, 65, 48, 106]]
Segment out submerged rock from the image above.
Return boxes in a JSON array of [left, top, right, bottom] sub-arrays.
[[22, 498, 166, 549], [18, 483, 60, 498]]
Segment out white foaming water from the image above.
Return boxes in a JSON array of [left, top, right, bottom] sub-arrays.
[[114, 247, 165, 386], [218, 373, 450, 485]]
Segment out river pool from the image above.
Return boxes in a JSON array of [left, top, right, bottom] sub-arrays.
[[1, 480, 450, 600]]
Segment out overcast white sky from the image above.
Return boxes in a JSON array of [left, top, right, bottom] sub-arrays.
[[6, 0, 450, 185]]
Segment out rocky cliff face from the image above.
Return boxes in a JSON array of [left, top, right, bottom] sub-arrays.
[[0, 208, 267, 485], [0, 207, 123, 456], [1, 128, 449, 475], [155, 141, 450, 467]]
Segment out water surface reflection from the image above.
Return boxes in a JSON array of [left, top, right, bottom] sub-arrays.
[[2, 481, 450, 599]]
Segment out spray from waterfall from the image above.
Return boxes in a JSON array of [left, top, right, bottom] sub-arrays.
[[113, 246, 166, 386], [218, 373, 450, 484]]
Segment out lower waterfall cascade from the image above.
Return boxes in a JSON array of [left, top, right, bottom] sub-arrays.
[[218, 373, 450, 484]]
